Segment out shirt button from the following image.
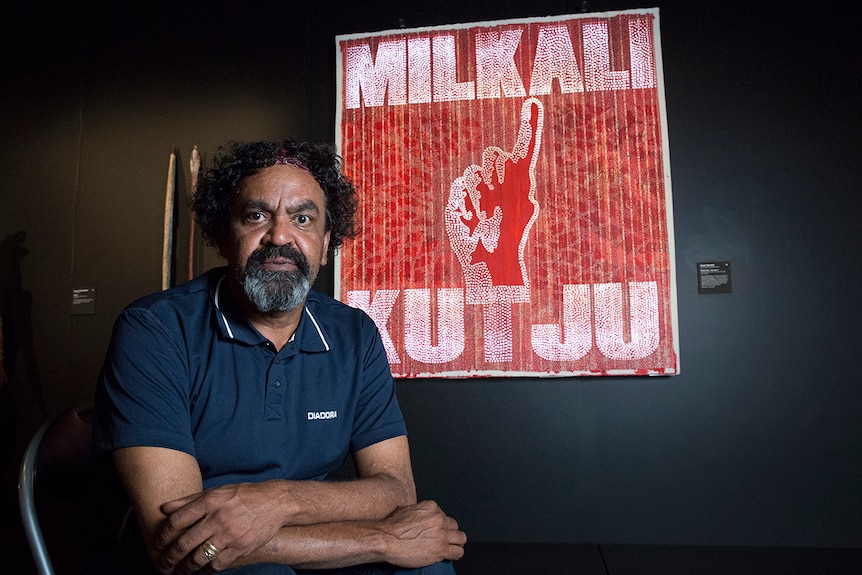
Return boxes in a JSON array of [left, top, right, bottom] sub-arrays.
[[274, 381, 281, 388]]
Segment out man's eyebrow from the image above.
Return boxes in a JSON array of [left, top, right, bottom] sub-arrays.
[[239, 199, 274, 212], [286, 199, 322, 214], [237, 199, 321, 214]]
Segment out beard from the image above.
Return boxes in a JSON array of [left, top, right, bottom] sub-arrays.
[[237, 245, 312, 313]]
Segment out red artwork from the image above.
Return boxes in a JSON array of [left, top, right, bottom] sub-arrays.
[[336, 9, 679, 377]]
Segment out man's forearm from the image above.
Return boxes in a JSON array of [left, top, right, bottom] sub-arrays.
[[275, 434, 417, 527], [121, 437, 424, 573], [265, 471, 416, 527], [235, 520, 387, 569], [152, 438, 418, 573], [230, 501, 465, 571], [159, 470, 414, 538], [153, 471, 414, 572]]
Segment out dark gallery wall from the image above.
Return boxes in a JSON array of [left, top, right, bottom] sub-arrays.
[[1, 0, 860, 556]]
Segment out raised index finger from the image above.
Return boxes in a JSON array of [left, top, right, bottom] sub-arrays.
[[512, 97, 544, 166]]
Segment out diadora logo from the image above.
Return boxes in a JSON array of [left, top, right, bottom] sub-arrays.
[[308, 410, 338, 420]]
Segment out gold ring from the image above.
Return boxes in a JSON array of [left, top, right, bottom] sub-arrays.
[[202, 541, 219, 562]]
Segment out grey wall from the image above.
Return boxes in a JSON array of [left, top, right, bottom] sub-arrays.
[[2, 0, 860, 551]]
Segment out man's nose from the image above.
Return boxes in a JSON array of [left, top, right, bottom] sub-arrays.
[[266, 216, 293, 246]]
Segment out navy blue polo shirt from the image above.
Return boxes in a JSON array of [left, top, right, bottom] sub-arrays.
[[93, 268, 406, 489]]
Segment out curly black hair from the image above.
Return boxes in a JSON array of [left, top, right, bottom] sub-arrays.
[[192, 140, 358, 258]]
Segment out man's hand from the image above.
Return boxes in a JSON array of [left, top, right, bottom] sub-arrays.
[[153, 492, 465, 573], [445, 97, 544, 304], [114, 438, 420, 573], [155, 481, 286, 574], [377, 500, 467, 568]]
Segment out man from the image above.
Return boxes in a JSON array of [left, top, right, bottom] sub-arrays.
[[93, 140, 466, 574]]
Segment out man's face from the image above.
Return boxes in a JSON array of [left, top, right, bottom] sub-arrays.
[[223, 164, 331, 313]]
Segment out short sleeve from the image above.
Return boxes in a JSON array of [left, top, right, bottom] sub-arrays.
[[93, 307, 195, 457], [349, 313, 407, 452]]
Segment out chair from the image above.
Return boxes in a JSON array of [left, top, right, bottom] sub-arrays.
[[18, 404, 95, 575]]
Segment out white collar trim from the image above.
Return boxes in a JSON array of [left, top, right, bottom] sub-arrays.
[[214, 276, 329, 351]]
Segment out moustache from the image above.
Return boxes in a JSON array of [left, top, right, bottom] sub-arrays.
[[247, 245, 311, 277]]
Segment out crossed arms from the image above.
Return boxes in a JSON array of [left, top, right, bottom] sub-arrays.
[[115, 435, 466, 574]]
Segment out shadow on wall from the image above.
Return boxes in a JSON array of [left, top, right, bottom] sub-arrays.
[[2, 231, 48, 565], [2, 230, 50, 574]]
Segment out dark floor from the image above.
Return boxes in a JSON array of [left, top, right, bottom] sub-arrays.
[[456, 542, 862, 575], [10, 535, 862, 575], [8, 495, 862, 575]]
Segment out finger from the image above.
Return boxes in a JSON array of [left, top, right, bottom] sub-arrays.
[[447, 543, 466, 560], [154, 508, 207, 558], [453, 529, 468, 546], [157, 521, 212, 571], [201, 540, 220, 563], [161, 494, 198, 515], [513, 98, 543, 164], [161, 495, 210, 534], [161, 490, 207, 514], [171, 539, 223, 575]]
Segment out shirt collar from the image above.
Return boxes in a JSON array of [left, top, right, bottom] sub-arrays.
[[211, 272, 330, 352]]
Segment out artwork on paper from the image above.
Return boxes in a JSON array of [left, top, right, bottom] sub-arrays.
[[335, 8, 679, 377]]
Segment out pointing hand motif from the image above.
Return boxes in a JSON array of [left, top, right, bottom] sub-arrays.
[[445, 98, 544, 304]]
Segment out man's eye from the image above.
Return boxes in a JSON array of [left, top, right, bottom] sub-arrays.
[[296, 214, 310, 225], [246, 212, 265, 222]]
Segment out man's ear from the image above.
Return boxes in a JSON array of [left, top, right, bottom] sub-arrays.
[[321, 231, 332, 266]]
